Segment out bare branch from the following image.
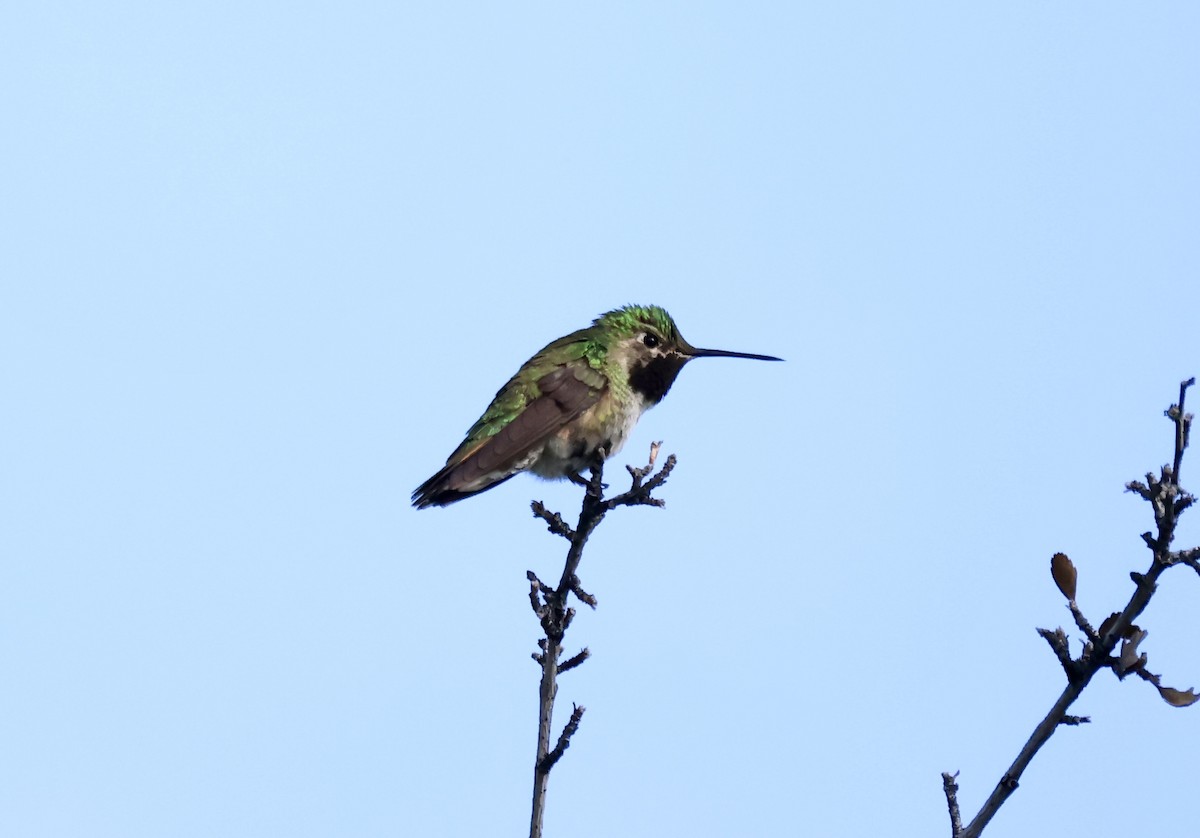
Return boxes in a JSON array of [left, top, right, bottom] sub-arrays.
[[569, 577, 597, 609], [1037, 627, 1078, 679], [527, 443, 675, 838], [942, 772, 963, 838], [1170, 377, 1194, 481], [539, 704, 586, 773], [531, 501, 575, 540], [527, 572, 547, 619], [1180, 553, 1200, 577], [947, 379, 1198, 837], [559, 649, 590, 674], [1067, 600, 1099, 645]]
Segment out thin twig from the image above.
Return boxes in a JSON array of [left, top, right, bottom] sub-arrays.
[[946, 379, 1198, 837], [527, 444, 675, 838], [531, 501, 575, 540], [1171, 377, 1194, 481], [942, 772, 963, 838], [539, 704, 586, 772], [1036, 627, 1077, 679], [1067, 600, 1099, 644], [559, 649, 590, 674]]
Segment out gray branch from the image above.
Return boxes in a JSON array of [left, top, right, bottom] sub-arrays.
[[945, 378, 1197, 837], [527, 443, 674, 838]]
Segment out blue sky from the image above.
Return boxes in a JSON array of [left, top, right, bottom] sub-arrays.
[[3, 3, 1198, 836]]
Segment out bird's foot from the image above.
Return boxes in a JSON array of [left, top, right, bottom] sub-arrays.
[[568, 471, 607, 491]]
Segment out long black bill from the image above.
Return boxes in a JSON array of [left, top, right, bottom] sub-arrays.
[[688, 347, 783, 362]]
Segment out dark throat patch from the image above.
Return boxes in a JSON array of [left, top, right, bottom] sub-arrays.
[[628, 354, 689, 404]]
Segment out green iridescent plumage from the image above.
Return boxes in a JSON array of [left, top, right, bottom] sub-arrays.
[[413, 304, 781, 508]]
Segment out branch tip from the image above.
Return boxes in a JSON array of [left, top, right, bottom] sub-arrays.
[[559, 648, 590, 673], [942, 772, 963, 838], [540, 704, 587, 773]]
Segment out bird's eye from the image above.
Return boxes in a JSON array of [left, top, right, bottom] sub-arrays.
[[642, 333, 660, 349]]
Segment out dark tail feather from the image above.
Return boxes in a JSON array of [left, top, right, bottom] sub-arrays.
[[411, 468, 515, 509]]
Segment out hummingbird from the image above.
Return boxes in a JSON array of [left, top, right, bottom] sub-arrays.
[[412, 304, 782, 508]]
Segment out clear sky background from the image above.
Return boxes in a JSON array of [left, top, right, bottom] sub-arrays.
[[3, 3, 1199, 837]]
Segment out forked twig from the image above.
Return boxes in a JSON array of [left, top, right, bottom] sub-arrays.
[[944, 379, 1197, 838], [527, 443, 674, 838]]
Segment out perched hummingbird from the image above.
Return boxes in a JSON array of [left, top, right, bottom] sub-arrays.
[[412, 304, 782, 508]]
